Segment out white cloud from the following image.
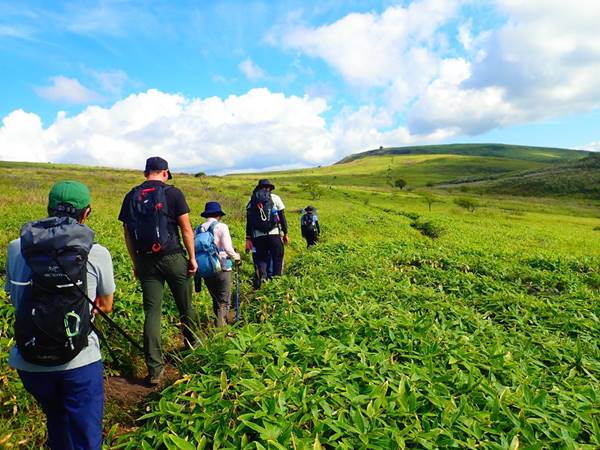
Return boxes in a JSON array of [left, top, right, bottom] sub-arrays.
[[34, 76, 100, 104], [0, 24, 33, 39], [0, 89, 338, 172], [63, 1, 157, 37], [0, 88, 457, 172], [90, 69, 129, 97], [583, 141, 600, 152], [239, 58, 268, 81], [277, 0, 460, 90], [411, 0, 600, 134], [331, 105, 454, 155], [275, 0, 600, 138]]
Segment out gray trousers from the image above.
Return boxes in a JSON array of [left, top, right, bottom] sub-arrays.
[[203, 271, 232, 327], [136, 252, 198, 377]]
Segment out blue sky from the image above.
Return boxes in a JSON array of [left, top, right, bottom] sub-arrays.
[[1, 0, 599, 172]]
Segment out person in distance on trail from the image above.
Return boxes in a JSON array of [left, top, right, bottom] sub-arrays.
[[245, 179, 289, 287], [300, 205, 320, 247], [118, 157, 199, 386], [6, 181, 115, 450], [194, 201, 241, 327]]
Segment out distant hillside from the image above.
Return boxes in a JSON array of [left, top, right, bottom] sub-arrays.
[[241, 143, 588, 190], [450, 153, 600, 197], [336, 143, 589, 165]]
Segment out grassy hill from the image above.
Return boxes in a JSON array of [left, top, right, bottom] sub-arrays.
[[232, 143, 592, 193], [336, 143, 590, 165], [445, 153, 600, 197], [1, 160, 599, 448]]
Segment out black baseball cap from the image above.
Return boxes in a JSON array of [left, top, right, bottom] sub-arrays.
[[145, 156, 172, 179]]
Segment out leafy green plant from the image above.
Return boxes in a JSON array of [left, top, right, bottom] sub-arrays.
[[0, 161, 598, 449], [454, 197, 480, 212], [394, 178, 407, 189], [410, 218, 445, 238], [299, 180, 324, 200]]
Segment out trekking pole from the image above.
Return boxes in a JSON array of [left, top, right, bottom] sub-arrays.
[[52, 256, 144, 355], [90, 322, 119, 366], [235, 262, 240, 322]]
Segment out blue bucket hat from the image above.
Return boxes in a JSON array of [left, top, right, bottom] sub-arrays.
[[201, 201, 225, 218]]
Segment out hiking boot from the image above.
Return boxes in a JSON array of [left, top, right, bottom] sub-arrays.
[[146, 368, 165, 386], [216, 306, 229, 328], [253, 274, 261, 289]]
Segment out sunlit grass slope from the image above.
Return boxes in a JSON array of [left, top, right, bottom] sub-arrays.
[[336, 143, 590, 164], [450, 153, 600, 197], [231, 144, 592, 190], [1, 161, 599, 448]]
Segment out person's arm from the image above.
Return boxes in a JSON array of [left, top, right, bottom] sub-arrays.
[[92, 245, 116, 315], [177, 213, 197, 275], [245, 202, 253, 252], [316, 220, 321, 234], [123, 224, 136, 261], [95, 294, 114, 314], [219, 224, 240, 261], [279, 208, 289, 244]]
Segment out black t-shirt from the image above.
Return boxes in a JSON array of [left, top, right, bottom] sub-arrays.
[[118, 180, 190, 254]]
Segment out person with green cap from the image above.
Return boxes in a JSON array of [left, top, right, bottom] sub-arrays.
[[5, 180, 116, 450], [118, 156, 199, 385]]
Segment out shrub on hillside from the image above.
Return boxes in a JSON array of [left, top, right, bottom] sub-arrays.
[[299, 180, 324, 200], [394, 178, 407, 189], [454, 197, 479, 212], [410, 218, 445, 238]]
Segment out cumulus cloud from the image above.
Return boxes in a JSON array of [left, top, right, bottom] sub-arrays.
[[274, 0, 600, 137], [34, 76, 100, 104], [0, 89, 339, 172], [239, 58, 268, 81], [583, 141, 600, 152], [90, 69, 130, 97], [276, 0, 460, 92], [0, 88, 456, 172]]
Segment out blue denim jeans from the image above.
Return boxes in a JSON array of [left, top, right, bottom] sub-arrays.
[[18, 360, 104, 450]]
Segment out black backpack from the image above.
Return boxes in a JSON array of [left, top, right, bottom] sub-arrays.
[[127, 184, 172, 254], [15, 217, 95, 366], [248, 188, 277, 233], [301, 213, 318, 233]]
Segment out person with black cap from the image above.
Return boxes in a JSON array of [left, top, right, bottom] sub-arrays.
[[6, 180, 115, 449], [301, 205, 320, 247], [245, 179, 289, 286], [118, 156, 199, 385], [196, 201, 241, 327]]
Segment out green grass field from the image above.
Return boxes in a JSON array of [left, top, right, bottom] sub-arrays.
[[1, 151, 599, 448]]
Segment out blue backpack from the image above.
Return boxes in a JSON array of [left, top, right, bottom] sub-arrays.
[[194, 222, 222, 277]]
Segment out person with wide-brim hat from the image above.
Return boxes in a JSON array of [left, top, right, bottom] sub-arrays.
[[196, 201, 240, 327], [245, 179, 289, 287], [301, 205, 320, 247]]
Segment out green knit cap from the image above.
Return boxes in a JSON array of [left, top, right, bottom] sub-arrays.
[[48, 181, 91, 210]]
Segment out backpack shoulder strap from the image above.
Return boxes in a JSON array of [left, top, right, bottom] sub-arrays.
[[207, 221, 219, 234]]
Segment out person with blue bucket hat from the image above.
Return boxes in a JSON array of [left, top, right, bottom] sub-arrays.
[[195, 201, 240, 327]]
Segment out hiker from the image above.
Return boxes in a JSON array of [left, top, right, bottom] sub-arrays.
[[194, 201, 241, 327], [6, 181, 115, 450], [245, 179, 289, 287], [300, 205, 320, 247], [118, 156, 199, 385]]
